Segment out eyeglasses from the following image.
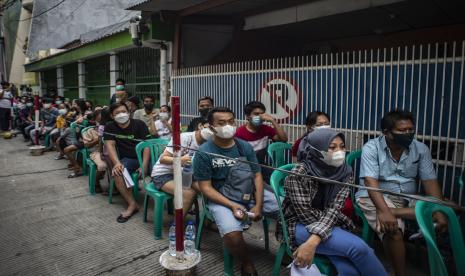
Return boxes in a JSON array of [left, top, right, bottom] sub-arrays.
[[392, 129, 415, 135]]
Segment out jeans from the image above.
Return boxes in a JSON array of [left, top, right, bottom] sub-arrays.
[[295, 224, 387, 276], [0, 107, 10, 131], [208, 189, 279, 237]]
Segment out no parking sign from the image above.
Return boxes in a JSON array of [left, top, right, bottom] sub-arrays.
[[259, 77, 301, 122]]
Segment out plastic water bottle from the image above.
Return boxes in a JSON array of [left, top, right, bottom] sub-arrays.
[[184, 221, 196, 255], [169, 222, 176, 256], [182, 153, 194, 188]]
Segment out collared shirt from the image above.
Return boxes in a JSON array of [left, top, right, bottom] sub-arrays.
[[356, 136, 437, 199], [132, 108, 159, 128], [277, 164, 354, 250]]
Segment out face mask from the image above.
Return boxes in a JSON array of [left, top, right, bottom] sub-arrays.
[[159, 112, 169, 120], [55, 100, 62, 105], [199, 108, 211, 117], [214, 124, 236, 139], [313, 124, 331, 130], [43, 103, 51, 109], [116, 85, 125, 91], [310, 145, 346, 167], [26, 103, 33, 107], [58, 109, 67, 115], [144, 103, 154, 111], [200, 127, 214, 140], [391, 132, 414, 148], [250, 115, 262, 126], [114, 112, 129, 124]]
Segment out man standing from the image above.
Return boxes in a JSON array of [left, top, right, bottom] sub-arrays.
[[187, 96, 213, 131], [0, 81, 13, 132], [356, 109, 448, 276], [110, 78, 127, 105], [193, 107, 278, 276], [133, 95, 159, 128], [235, 101, 288, 183], [104, 102, 150, 223]]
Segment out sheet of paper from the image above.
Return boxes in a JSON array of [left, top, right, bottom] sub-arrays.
[[123, 168, 135, 188], [288, 262, 323, 276]]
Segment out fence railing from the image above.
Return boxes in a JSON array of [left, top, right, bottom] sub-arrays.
[[172, 41, 465, 205]]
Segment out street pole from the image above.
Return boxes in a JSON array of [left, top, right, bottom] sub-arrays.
[[171, 96, 184, 259]]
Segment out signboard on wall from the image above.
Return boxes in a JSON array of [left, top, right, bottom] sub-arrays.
[[259, 77, 301, 122]]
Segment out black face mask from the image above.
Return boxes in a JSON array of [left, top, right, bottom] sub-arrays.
[[391, 132, 414, 148], [144, 103, 154, 111], [199, 108, 211, 117]]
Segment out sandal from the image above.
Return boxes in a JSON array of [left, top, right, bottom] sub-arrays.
[[55, 155, 65, 160], [116, 209, 139, 223], [68, 172, 83, 178]]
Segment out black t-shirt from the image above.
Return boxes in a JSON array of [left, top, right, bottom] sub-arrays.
[[104, 119, 149, 159], [187, 116, 205, 132]]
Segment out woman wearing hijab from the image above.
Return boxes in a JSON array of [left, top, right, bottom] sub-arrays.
[[282, 128, 386, 275]]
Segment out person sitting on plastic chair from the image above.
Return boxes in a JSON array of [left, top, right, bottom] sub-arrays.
[[151, 119, 213, 216], [355, 109, 448, 276], [104, 102, 151, 223], [193, 107, 279, 276], [282, 128, 387, 275]]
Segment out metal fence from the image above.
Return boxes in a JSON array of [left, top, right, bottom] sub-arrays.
[[118, 47, 160, 106], [172, 41, 465, 205]]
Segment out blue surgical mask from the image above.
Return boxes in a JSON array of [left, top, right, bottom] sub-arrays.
[[116, 85, 125, 91], [251, 115, 262, 126], [55, 100, 62, 105]]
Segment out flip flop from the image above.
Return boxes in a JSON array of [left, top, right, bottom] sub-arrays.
[[116, 209, 139, 223], [68, 172, 83, 178], [54, 155, 65, 160]]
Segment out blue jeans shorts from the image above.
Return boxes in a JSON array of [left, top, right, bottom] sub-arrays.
[[120, 157, 139, 174], [207, 189, 279, 237], [152, 174, 174, 190]]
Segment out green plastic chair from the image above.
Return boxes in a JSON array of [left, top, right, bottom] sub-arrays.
[[267, 142, 292, 168], [195, 194, 270, 276], [415, 200, 465, 276], [346, 149, 375, 244], [87, 157, 97, 195], [78, 126, 95, 176], [136, 138, 175, 240], [270, 164, 335, 276]]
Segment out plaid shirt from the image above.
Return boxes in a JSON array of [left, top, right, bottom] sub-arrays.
[[277, 164, 354, 250]]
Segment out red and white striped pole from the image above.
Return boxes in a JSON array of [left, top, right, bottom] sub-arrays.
[[171, 96, 184, 258], [34, 95, 40, 145]]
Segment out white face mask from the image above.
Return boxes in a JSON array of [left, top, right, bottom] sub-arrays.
[[200, 127, 214, 140], [214, 124, 236, 139], [43, 103, 51, 109], [322, 150, 346, 167], [159, 112, 169, 120], [58, 109, 67, 115], [313, 124, 331, 130], [114, 112, 129, 124]]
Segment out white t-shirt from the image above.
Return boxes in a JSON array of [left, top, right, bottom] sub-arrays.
[[154, 118, 172, 139], [0, 90, 12, 108], [151, 132, 199, 177]]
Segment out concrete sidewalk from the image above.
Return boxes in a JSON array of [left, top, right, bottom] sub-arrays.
[[0, 138, 280, 276]]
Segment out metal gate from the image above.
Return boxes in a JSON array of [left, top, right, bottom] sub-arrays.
[[118, 47, 160, 106], [172, 41, 465, 205]]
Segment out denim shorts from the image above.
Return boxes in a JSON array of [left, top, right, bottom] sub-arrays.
[[152, 173, 173, 190], [207, 189, 279, 237], [120, 157, 139, 174]]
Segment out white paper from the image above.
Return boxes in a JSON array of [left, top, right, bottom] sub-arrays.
[[288, 262, 323, 276], [123, 168, 135, 188]]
